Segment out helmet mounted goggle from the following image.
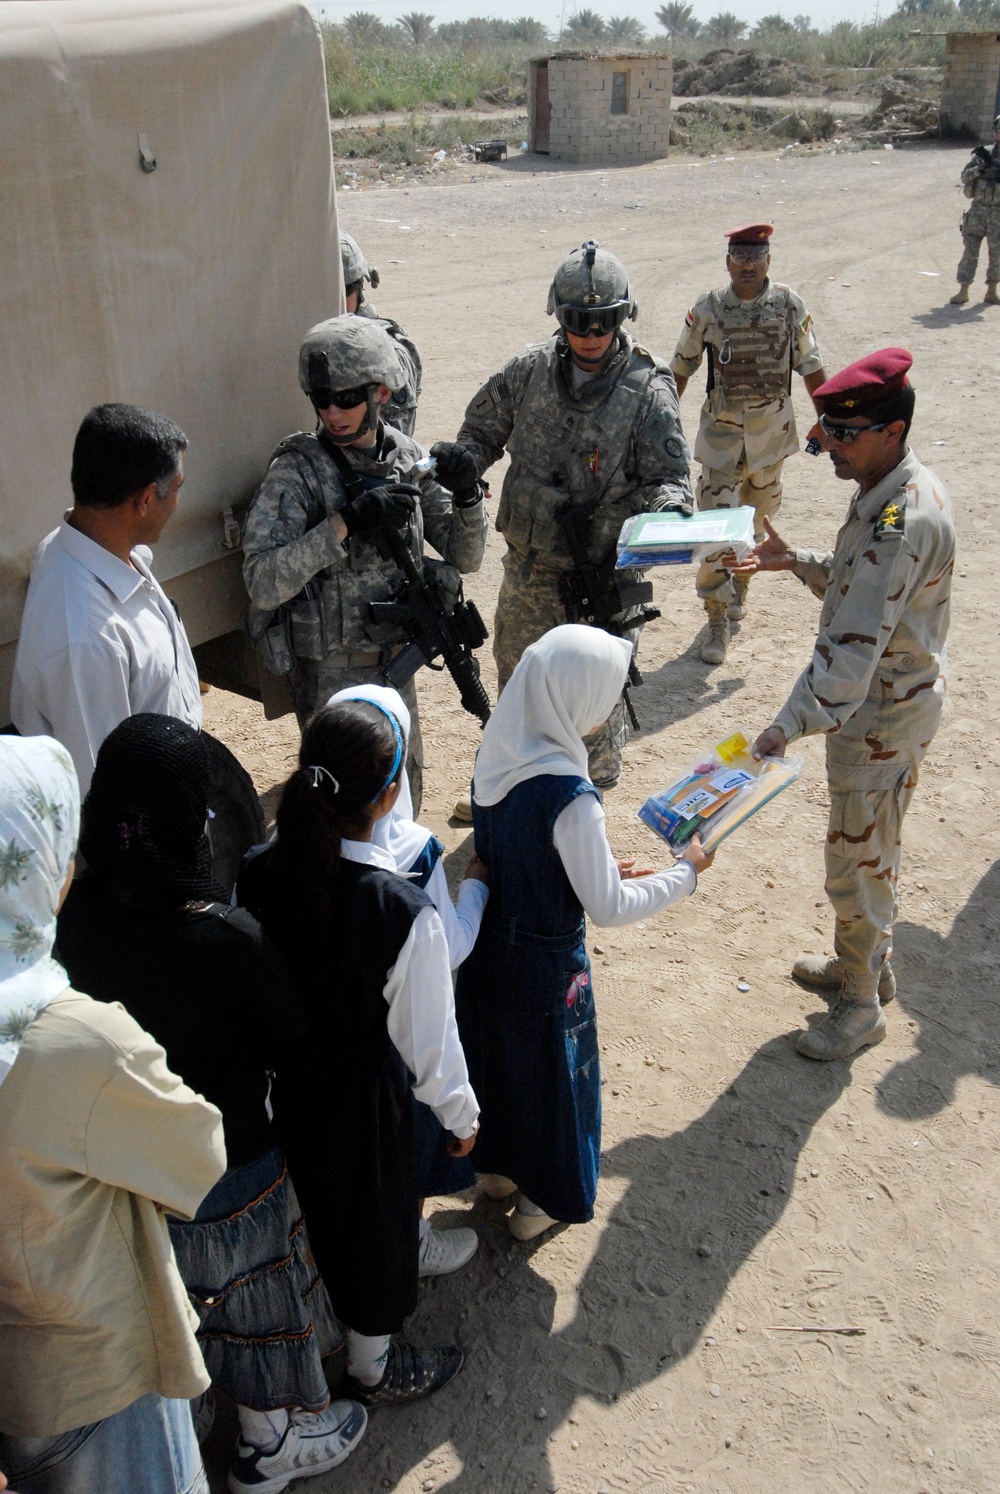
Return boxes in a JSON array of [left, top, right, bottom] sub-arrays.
[[305, 353, 382, 443], [555, 301, 631, 336]]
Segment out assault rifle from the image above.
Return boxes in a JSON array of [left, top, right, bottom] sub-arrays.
[[556, 502, 661, 730], [368, 523, 492, 726], [973, 145, 1000, 179]]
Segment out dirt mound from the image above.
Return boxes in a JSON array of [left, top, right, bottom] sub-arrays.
[[673, 48, 822, 99]]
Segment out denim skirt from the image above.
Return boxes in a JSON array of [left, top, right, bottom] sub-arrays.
[[168, 1147, 339, 1412]]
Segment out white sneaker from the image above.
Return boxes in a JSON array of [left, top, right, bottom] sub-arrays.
[[452, 792, 473, 823], [418, 1225, 479, 1277], [227, 1401, 367, 1493]]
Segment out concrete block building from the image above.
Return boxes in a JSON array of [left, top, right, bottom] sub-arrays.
[[528, 51, 672, 164], [940, 31, 1000, 139]]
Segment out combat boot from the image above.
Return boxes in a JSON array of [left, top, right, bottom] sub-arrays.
[[949, 285, 970, 305], [985, 282, 1000, 304], [727, 575, 750, 623], [700, 603, 729, 665], [791, 952, 895, 1005], [796, 972, 886, 1061]]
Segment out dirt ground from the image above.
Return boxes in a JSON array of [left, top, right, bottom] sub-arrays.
[[201, 142, 1000, 1494]]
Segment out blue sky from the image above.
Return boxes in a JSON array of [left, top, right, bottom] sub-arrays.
[[309, 0, 889, 37]]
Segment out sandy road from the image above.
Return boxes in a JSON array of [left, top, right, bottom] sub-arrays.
[[203, 142, 1000, 1493]]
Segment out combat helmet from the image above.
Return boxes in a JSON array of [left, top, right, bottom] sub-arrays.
[[298, 314, 403, 443], [341, 231, 380, 307], [546, 240, 637, 336]]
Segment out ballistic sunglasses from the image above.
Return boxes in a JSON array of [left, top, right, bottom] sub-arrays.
[[556, 303, 628, 337], [818, 413, 889, 445], [310, 384, 370, 410], [728, 246, 769, 263]]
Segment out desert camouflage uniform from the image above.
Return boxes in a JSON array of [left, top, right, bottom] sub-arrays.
[[956, 145, 1000, 288], [356, 303, 422, 437], [670, 280, 823, 602], [242, 425, 487, 813], [771, 450, 955, 980], [457, 330, 692, 785]]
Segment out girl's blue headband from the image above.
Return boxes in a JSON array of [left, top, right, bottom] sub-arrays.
[[364, 700, 405, 802]]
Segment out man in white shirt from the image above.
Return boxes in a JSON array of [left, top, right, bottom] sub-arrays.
[[12, 403, 202, 794]]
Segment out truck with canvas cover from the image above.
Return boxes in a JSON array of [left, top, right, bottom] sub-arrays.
[[0, 0, 343, 723]]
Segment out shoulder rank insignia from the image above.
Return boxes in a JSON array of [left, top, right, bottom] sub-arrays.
[[874, 500, 905, 538]]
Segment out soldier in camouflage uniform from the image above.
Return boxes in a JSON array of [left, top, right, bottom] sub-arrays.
[[950, 116, 1000, 306], [453, 241, 692, 809], [738, 350, 955, 1062], [671, 223, 826, 666], [242, 315, 486, 814], [341, 231, 423, 435]]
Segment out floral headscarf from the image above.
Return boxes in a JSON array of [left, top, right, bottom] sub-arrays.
[[0, 736, 80, 1087]]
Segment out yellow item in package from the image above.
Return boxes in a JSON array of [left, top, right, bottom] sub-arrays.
[[638, 730, 802, 855]]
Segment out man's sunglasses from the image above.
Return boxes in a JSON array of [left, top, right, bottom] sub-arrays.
[[819, 413, 888, 445], [310, 385, 370, 410], [556, 304, 627, 336]]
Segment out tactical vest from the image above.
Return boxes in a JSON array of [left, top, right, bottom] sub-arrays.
[[706, 286, 794, 405], [497, 340, 662, 566], [269, 432, 426, 653], [972, 171, 1000, 206]]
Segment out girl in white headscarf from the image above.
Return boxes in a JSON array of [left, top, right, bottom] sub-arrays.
[[0, 734, 225, 1494], [455, 625, 713, 1241], [328, 683, 487, 1270]]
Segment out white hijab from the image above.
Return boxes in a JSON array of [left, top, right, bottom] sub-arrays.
[[473, 624, 633, 808], [0, 736, 80, 1087], [326, 683, 431, 873]]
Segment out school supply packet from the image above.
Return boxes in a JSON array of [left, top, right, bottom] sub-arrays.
[[637, 729, 802, 856], [616, 508, 756, 569]]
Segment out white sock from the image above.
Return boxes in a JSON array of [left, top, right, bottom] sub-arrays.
[[237, 1405, 289, 1453], [347, 1329, 392, 1387], [418, 1215, 430, 1244]]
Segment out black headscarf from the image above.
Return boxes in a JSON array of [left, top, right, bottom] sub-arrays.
[[80, 714, 223, 909]]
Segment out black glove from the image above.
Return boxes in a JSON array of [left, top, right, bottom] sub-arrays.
[[429, 441, 482, 507], [341, 483, 418, 539], [661, 495, 694, 518]]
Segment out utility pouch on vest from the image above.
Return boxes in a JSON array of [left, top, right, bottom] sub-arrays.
[[501, 480, 571, 554], [247, 604, 294, 676], [285, 582, 328, 660]]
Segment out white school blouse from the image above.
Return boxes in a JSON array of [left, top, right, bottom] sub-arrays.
[[340, 839, 480, 1139], [551, 793, 697, 927]]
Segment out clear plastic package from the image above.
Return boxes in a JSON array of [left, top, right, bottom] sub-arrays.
[[637, 729, 802, 856], [616, 508, 755, 569]]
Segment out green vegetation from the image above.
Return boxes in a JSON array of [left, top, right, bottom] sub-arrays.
[[317, 0, 989, 122]]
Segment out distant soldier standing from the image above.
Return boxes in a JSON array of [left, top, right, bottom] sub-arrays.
[[453, 240, 692, 816], [341, 231, 423, 434], [950, 115, 1000, 306], [671, 224, 826, 665], [735, 350, 955, 1062]]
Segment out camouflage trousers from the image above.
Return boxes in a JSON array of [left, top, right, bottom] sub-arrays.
[[289, 651, 423, 816], [695, 459, 784, 602], [494, 544, 629, 788], [957, 201, 1000, 286], [824, 769, 919, 981]]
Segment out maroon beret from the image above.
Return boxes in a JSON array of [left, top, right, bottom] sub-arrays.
[[813, 348, 913, 416], [726, 223, 773, 244]]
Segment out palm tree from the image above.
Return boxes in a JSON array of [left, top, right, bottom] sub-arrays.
[[397, 11, 435, 46], [607, 14, 648, 42], [705, 10, 747, 43], [344, 10, 385, 45], [563, 8, 608, 43], [654, 2, 697, 43], [509, 16, 550, 44]]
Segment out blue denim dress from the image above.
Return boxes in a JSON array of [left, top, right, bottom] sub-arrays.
[[456, 773, 602, 1224]]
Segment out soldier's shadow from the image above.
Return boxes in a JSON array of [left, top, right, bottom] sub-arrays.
[[633, 645, 746, 737], [876, 858, 1000, 1121], [911, 302, 993, 329], [365, 1034, 850, 1491]]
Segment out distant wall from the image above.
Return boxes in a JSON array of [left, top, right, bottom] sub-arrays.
[[941, 32, 1000, 139], [529, 54, 672, 165]]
